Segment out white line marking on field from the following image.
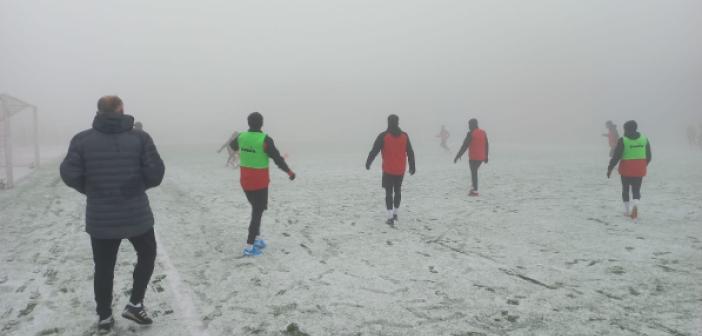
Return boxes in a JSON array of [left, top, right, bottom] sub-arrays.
[[155, 231, 211, 336]]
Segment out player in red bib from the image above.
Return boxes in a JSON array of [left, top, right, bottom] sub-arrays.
[[366, 115, 416, 226], [454, 118, 489, 196]]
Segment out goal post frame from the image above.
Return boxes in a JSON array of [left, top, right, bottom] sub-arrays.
[[0, 93, 40, 189]]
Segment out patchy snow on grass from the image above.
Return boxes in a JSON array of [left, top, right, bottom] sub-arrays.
[[1, 145, 700, 335]]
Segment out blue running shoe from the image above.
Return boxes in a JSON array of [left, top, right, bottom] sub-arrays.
[[254, 239, 267, 250], [243, 246, 262, 257]]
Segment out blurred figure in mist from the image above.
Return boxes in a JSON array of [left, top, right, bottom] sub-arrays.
[[218, 131, 240, 168], [686, 124, 697, 148], [437, 125, 450, 151], [698, 123, 702, 150], [134, 121, 144, 131], [603, 121, 620, 157]]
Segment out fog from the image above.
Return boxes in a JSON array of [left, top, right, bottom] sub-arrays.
[[2, 0, 701, 152]]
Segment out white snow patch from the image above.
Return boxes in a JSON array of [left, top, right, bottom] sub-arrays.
[[155, 230, 212, 336]]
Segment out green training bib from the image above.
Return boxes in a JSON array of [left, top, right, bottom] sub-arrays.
[[238, 132, 269, 169], [622, 134, 648, 160]]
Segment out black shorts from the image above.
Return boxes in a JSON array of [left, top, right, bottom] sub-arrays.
[[382, 173, 404, 189], [244, 188, 268, 210]]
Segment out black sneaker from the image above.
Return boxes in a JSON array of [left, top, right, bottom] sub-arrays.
[[393, 214, 398, 222], [121, 303, 153, 325], [97, 316, 114, 334]]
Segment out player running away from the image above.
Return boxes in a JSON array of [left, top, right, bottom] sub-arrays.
[[686, 125, 697, 148], [454, 118, 489, 196], [437, 125, 450, 151], [607, 120, 652, 220], [366, 114, 416, 226], [218, 131, 240, 168], [603, 120, 620, 157], [229, 112, 295, 256]]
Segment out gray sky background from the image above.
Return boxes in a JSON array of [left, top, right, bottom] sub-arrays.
[[1, 0, 701, 153]]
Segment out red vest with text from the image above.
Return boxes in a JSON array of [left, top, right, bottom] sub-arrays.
[[468, 128, 487, 161], [382, 132, 408, 176]]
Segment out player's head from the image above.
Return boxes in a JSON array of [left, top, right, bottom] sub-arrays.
[[623, 120, 637, 135], [387, 114, 399, 129], [248, 112, 263, 130], [468, 118, 478, 131], [97, 96, 123, 115]]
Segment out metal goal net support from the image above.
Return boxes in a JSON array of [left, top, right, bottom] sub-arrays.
[[0, 94, 40, 189]]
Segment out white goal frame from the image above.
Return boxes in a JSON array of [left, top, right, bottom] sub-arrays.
[[0, 93, 40, 189]]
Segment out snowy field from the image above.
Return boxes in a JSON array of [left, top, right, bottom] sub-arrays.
[[1, 146, 64, 188], [1, 144, 701, 336]]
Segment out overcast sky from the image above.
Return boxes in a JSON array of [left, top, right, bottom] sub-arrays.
[[1, 0, 701, 151]]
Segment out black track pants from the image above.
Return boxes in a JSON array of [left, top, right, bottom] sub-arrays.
[[91, 228, 157, 320], [621, 176, 643, 202], [244, 188, 268, 245]]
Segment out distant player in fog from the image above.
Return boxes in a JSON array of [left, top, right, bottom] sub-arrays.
[[218, 131, 240, 168], [603, 121, 619, 157], [454, 118, 489, 197], [437, 125, 450, 151]]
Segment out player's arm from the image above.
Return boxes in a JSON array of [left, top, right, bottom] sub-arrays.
[[454, 132, 472, 163], [366, 133, 384, 169], [264, 136, 295, 180]]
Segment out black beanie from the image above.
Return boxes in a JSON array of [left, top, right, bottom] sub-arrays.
[[623, 120, 637, 133], [248, 112, 263, 130], [469, 118, 478, 130]]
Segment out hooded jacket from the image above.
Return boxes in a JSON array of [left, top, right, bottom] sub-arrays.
[[60, 112, 165, 239]]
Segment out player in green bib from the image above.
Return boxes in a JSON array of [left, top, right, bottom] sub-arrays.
[[229, 112, 296, 256], [607, 120, 652, 220]]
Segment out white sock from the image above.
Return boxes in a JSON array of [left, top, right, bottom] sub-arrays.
[[623, 201, 630, 214], [129, 302, 142, 308], [393, 208, 399, 216], [387, 209, 394, 219], [632, 199, 640, 208]]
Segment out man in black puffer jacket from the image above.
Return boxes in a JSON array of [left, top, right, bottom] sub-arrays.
[[60, 96, 165, 333]]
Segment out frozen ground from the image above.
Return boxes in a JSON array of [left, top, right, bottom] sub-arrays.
[[1, 146, 63, 188], [1, 145, 701, 336]]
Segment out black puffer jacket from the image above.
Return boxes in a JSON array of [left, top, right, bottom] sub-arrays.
[[60, 112, 165, 239]]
